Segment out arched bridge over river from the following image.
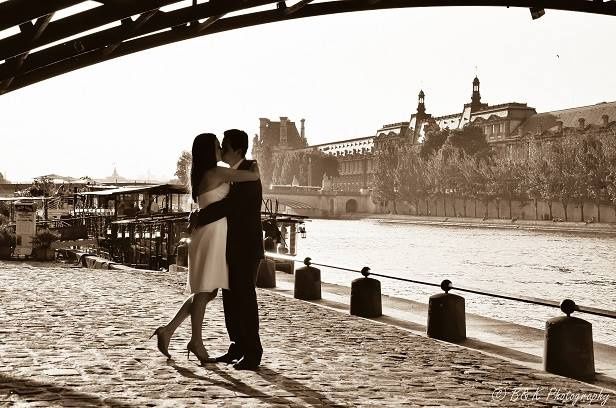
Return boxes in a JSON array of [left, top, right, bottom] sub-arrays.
[[263, 186, 376, 218], [1, 0, 616, 94]]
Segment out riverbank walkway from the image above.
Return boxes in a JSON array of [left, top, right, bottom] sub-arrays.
[[350, 213, 616, 235], [1, 262, 614, 407]]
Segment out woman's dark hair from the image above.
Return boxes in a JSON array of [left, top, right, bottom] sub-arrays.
[[190, 133, 218, 202]]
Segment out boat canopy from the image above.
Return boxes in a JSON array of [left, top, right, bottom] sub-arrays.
[[78, 184, 188, 197]]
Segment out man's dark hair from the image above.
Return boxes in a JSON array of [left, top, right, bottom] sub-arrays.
[[223, 129, 248, 157]]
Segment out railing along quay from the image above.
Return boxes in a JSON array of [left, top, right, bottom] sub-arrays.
[[257, 251, 615, 382]]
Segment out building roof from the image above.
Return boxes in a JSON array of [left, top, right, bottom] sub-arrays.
[[260, 119, 305, 148], [519, 101, 616, 133]]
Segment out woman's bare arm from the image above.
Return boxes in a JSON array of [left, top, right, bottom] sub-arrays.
[[215, 163, 260, 183]]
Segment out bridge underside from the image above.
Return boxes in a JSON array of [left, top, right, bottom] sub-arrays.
[[0, 0, 615, 95]]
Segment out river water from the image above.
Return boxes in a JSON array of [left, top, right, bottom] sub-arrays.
[[296, 219, 616, 346]]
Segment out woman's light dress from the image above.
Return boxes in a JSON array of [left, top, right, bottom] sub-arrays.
[[186, 183, 230, 293]]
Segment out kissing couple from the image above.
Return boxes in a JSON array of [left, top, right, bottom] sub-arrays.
[[151, 129, 265, 370]]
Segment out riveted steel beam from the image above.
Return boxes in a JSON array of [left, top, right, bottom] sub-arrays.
[[0, 0, 184, 62], [0, 0, 83, 31], [0, 13, 54, 92], [1, 0, 616, 94]]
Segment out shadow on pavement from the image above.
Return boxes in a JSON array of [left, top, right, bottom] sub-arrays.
[[170, 362, 339, 407], [256, 366, 341, 407], [0, 373, 134, 407]]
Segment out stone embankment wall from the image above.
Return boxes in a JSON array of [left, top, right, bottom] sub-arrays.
[[387, 197, 616, 223]]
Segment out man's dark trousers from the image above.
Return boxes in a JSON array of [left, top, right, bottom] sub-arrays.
[[223, 259, 262, 363]]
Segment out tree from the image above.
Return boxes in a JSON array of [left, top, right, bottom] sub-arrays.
[[0, 172, 6, 183], [601, 134, 616, 217], [257, 145, 275, 187], [477, 159, 497, 218], [420, 128, 448, 159], [29, 176, 57, 197], [397, 145, 425, 215], [447, 126, 492, 159], [457, 154, 484, 217], [423, 151, 446, 216], [489, 155, 523, 219], [578, 134, 610, 222], [533, 147, 559, 220], [309, 152, 339, 186], [372, 142, 399, 213], [547, 137, 584, 221], [271, 151, 305, 185], [175, 151, 192, 186]]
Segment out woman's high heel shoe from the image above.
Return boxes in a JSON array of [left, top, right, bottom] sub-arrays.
[[149, 327, 171, 359], [186, 341, 216, 365]]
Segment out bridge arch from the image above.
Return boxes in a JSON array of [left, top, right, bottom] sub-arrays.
[[345, 198, 358, 213], [1, 0, 615, 94]]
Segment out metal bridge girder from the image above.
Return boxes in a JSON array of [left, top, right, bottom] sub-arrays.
[[0, 0, 615, 95]]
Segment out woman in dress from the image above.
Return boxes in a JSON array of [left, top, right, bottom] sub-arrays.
[[151, 133, 260, 362]]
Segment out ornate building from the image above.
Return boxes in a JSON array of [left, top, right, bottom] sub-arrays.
[[254, 77, 616, 193]]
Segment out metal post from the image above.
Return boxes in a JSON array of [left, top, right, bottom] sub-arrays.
[[290, 223, 297, 256]]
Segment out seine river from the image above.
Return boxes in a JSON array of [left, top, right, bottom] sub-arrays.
[[296, 219, 616, 346]]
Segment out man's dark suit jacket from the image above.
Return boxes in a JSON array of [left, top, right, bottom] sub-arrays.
[[194, 159, 264, 264]]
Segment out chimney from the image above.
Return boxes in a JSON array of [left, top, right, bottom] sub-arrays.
[[300, 118, 305, 141], [279, 116, 288, 146], [602, 114, 609, 127], [556, 120, 563, 132], [578, 118, 585, 130]]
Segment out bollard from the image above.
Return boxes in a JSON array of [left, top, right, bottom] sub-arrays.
[[294, 257, 321, 300], [176, 238, 189, 267], [350, 267, 382, 318], [544, 299, 595, 380], [256, 258, 276, 288], [427, 280, 466, 342]]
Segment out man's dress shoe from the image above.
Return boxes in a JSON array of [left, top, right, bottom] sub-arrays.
[[233, 357, 259, 371], [214, 353, 240, 364]]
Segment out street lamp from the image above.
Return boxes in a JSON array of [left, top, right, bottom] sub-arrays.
[[299, 226, 306, 239]]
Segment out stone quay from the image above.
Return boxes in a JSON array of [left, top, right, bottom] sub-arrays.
[[0, 261, 614, 407]]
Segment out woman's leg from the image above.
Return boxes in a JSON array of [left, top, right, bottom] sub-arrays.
[[188, 289, 218, 358], [152, 295, 194, 358], [164, 295, 194, 335]]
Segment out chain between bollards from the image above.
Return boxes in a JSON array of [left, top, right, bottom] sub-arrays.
[[263, 251, 615, 320]]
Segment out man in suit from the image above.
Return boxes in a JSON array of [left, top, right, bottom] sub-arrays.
[[188, 129, 264, 370]]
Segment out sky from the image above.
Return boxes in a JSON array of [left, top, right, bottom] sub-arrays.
[[1, 5, 615, 182]]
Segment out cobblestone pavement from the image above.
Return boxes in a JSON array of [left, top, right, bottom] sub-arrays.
[[0, 261, 614, 407]]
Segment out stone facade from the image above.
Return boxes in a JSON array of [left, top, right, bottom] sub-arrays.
[[254, 77, 616, 193]]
